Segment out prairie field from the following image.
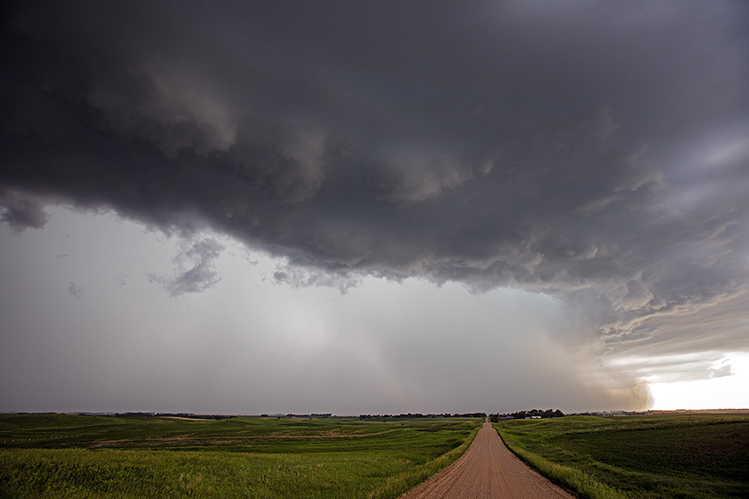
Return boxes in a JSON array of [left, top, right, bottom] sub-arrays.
[[0, 414, 481, 498], [495, 413, 749, 499]]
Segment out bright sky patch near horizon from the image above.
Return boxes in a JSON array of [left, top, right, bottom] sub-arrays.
[[1, 0, 748, 415], [649, 353, 749, 411]]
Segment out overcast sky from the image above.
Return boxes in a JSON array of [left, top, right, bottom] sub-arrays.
[[1, 0, 748, 415]]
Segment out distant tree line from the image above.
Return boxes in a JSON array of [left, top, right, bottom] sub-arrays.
[[359, 412, 486, 421], [489, 409, 565, 422], [279, 414, 333, 419]]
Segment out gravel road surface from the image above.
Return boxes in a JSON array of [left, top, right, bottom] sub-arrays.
[[400, 422, 576, 499]]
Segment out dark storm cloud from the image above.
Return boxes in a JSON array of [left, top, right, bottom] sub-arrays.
[[1, 0, 748, 358], [0, 190, 50, 231]]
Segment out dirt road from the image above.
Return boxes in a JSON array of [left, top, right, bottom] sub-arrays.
[[400, 422, 575, 499]]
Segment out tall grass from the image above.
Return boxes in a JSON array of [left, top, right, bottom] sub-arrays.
[[0, 448, 395, 498]]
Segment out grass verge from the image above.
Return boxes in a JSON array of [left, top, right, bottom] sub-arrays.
[[366, 424, 480, 499], [495, 433, 627, 499]]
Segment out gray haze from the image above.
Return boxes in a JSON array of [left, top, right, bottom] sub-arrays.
[[1, 0, 748, 413]]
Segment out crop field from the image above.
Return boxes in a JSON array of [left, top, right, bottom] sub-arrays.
[[495, 413, 749, 499], [0, 414, 481, 498]]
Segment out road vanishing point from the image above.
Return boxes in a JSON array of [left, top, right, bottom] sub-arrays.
[[401, 421, 575, 499]]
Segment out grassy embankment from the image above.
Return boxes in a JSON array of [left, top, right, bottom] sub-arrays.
[[0, 414, 480, 499], [494, 413, 749, 499]]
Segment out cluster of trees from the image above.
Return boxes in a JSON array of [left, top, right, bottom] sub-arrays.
[[454, 412, 487, 418], [359, 412, 486, 421], [489, 409, 565, 422], [276, 413, 333, 419]]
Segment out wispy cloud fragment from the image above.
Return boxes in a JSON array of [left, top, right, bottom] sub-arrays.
[[149, 238, 224, 297]]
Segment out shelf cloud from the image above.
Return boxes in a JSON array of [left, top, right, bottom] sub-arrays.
[[2, 0, 748, 412]]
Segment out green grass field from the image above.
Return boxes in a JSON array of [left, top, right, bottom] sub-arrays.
[[0, 414, 481, 498], [495, 413, 749, 499]]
